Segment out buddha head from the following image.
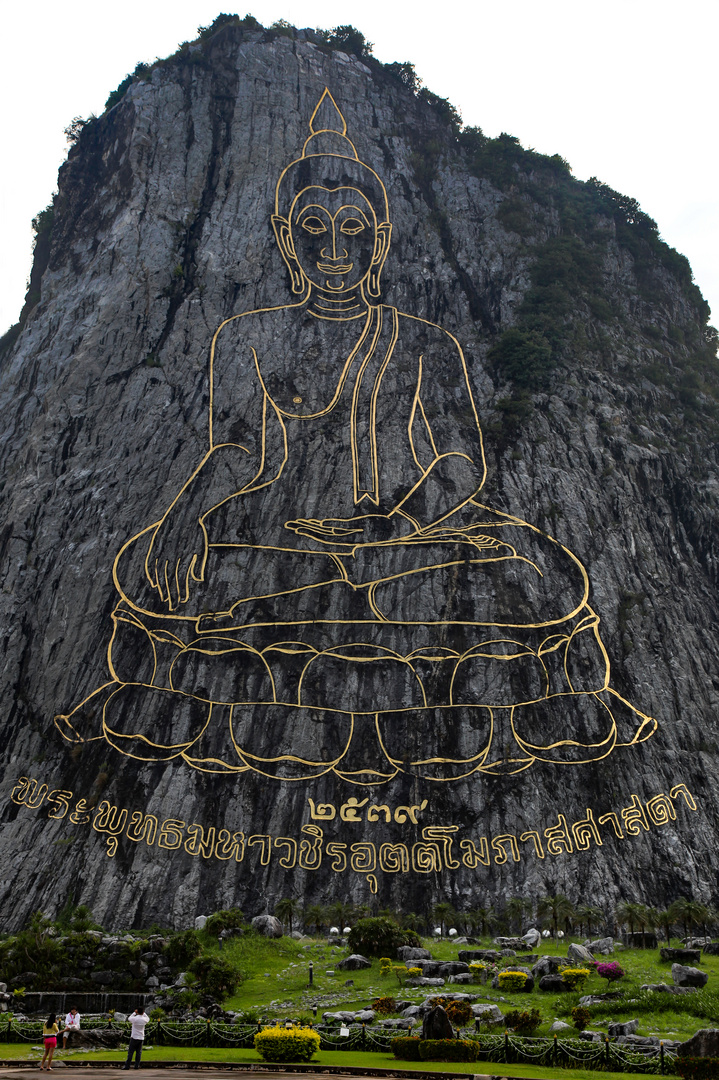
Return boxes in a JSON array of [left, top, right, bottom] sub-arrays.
[[272, 89, 392, 301]]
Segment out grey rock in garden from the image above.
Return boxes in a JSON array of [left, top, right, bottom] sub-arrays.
[[407, 976, 445, 986], [533, 955, 566, 977], [587, 938, 614, 955], [405, 959, 441, 975], [194, 916, 207, 930], [336, 954, 371, 970], [397, 946, 432, 961], [685, 938, 712, 948], [494, 937, 526, 949], [678, 1030, 719, 1057], [608, 1019, 639, 1035], [539, 973, 570, 992], [641, 982, 673, 992], [672, 964, 708, 988], [704, 944, 719, 956], [472, 1004, 503, 1024], [522, 929, 541, 949], [661, 948, 701, 964], [89, 970, 115, 984], [380, 1017, 412, 1028], [550, 1021, 574, 1032], [146, 976, 159, 987], [439, 961, 470, 976], [449, 973, 473, 984], [251, 915, 283, 938], [0, 984, 6, 993], [290, 931, 303, 940], [567, 943, 594, 964], [64, 1028, 127, 1049], [579, 1031, 603, 1042], [354, 1009, 376, 1021], [459, 950, 502, 963], [424, 992, 476, 1003], [401, 1005, 425, 1018], [422, 1005, 454, 1041], [0, 17, 716, 929], [500, 949, 517, 956]]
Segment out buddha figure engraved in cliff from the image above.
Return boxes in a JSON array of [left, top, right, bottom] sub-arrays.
[[56, 90, 656, 784]]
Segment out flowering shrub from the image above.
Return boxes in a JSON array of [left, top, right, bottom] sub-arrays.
[[372, 995, 397, 1014], [498, 970, 529, 992], [418, 1039, 480, 1062], [379, 957, 392, 975], [407, 966, 423, 977], [596, 961, 625, 988], [572, 1005, 591, 1029], [391, 1036, 422, 1060], [505, 1008, 542, 1034], [560, 967, 591, 991], [445, 1000, 473, 1027], [254, 1025, 320, 1062]]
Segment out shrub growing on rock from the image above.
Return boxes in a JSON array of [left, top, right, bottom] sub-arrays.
[[254, 1025, 320, 1062], [498, 970, 529, 992], [445, 1000, 473, 1027], [347, 917, 420, 957], [596, 960, 625, 988], [572, 1005, 591, 1029], [205, 908, 245, 935], [372, 996, 397, 1014], [165, 929, 202, 968], [504, 1009, 542, 1034], [189, 954, 241, 998], [561, 967, 591, 991]]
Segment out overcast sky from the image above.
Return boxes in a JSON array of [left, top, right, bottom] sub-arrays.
[[2, 0, 717, 337]]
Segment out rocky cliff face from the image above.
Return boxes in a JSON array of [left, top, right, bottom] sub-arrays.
[[1, 18, 717, 930]]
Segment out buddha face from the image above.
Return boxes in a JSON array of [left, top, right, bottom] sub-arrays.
[[273, 184, 392, 300]]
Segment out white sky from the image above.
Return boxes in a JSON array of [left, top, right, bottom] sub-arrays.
[[2, 0, 717, 337]]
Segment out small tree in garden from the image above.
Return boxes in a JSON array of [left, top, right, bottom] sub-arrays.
[[445, 1000, 473, 1028], [572, 1006, 591, 1030], [596, 961, 625, 989]]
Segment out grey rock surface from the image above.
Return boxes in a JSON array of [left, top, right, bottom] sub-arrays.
[[678, 1029, 719, 1057], [397, 947, 431, 961], [587, 938, 614, 955], [251, 915, 283, 938], [550, 1021, 573, 1032], [539, 973, 570, 992], [661, 948, 701, 963], [672, 964, 708, 988], [608, 1019, 639, 1035], [0, 18, 717, 927], [336, 954, 371, 971], [533, 955, 566, 977], [422, 1005, 454, 1041], [472, 1003, 503, 1024], [567, 943, 594, 964], [522, 929, 541, 949]]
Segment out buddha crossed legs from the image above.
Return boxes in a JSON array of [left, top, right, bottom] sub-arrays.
[[56, 91, 656, 782]]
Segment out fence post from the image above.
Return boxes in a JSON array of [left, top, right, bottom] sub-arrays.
[[206, 1018, 210, 1047], [661, 1040, 665, 1074], [606, 1037, 610, 1067], [553, 1034, 557, 1066]]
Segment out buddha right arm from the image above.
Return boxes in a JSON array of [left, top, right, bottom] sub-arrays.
[[144, 442, 257, 609]]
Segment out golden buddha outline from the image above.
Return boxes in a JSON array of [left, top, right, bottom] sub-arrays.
[[55, 89, 657, 785]]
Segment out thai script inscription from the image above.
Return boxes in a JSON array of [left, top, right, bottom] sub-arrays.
[[9, 778, 697, 893]]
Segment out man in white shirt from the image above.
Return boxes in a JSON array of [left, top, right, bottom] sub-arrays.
[[123, 1007, 150, 1070], [62, 1007, 81, 1049]]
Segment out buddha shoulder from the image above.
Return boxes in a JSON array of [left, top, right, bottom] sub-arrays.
[[211, 304, 305, 355]]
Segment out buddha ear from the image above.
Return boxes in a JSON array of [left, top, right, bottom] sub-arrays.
[[366, 221, 392, 299], [272, 214, 306, 295]]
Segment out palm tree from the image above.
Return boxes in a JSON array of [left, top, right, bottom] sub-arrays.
[[652, 908, 673, 944], [468, 906, 498, 940], [505, 897, 531, 935], [538, 895, 575, 938], [304, 904, 326, 935], [575, 904, 604, 938], [433, 902, 456, 937], [616, 901, 645, 944], [685, 901, 710, 942], [275, 897, 301, 935], [634, 904, 652, 948], [669, 899, 692, 942]]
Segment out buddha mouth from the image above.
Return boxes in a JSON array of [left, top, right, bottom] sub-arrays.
[[317, 261, 352, 274]]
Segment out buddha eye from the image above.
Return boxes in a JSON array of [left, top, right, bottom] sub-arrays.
[[340, 218, 366, 236], [300, 216, 327, 235]]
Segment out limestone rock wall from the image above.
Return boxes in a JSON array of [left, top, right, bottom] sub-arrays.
[[0, 24, 717, 929]]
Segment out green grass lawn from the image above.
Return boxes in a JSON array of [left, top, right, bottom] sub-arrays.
[[0, 1044, 673, 1080], [211, 931, 719, 1041]]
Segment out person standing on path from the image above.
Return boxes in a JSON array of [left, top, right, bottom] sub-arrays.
[[62, 1007, 81, 1049], [123, 1006, 149, 1070], [41, 1014, 59, 1071]]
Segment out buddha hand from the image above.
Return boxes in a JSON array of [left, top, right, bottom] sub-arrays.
[[284, 510, 418, 547], [145, 510, 209, 610]]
